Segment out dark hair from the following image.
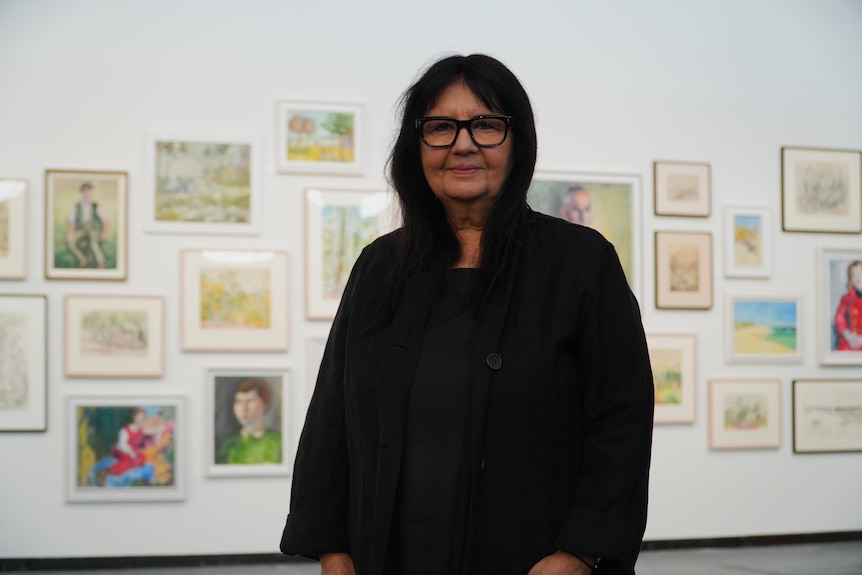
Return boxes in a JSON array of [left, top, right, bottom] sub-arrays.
[[380, 54, 538, 321], [237, 378, 272, 409], [80, 182, 93, 191]]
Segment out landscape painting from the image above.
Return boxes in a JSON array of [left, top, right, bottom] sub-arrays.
[[0, 295, 46, 431], [646, 334, 696, 424], [723, 206, 772, 278], [727, 296, 802, 364], [277, 102, 362, 174], [200, 268, 271, 329], [709, 379, 781, 449]]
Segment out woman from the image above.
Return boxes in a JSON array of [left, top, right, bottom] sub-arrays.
[[281, 54, 654, 575]]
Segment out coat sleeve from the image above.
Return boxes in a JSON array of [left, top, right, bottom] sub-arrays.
[[555, 241, 654, 570]]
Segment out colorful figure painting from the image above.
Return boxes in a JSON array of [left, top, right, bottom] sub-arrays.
[[213, 374, 283, 465]]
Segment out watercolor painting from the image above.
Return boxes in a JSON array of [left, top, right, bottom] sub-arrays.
[[728, 297, 801, 363], [277, 102, 362, 174], [651, 347, 683, 405], [0, 200, 8, 257], [647, 334, 696, 424], [709, 379, 781, 449], [0, 179, 27, 279], [80, 310, 149, 357], [818, 249, 862, 365], [732, 214, 763, 267], [199, 268, 271, 329], [723, 392, 768, 430], [0, 295, 46, 431], [793, 380, 862, 453], [669, 244, 700, 292], [0, 312, 29, 411], [320, 205, 379, 299]]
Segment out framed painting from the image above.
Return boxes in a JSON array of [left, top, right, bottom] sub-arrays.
[[0, 295, 47, 432], [781, 146, 862, 234], [817, 248, 862, 365], [205, 369, 290, 477], [722, 206, 772, 279], [654, 231, 712, 309], [793, 379, 862, 453], [528, 172, 642, 297], [64, 295, 164, 378], [305, 188, 395, 319], [708, 379, 781, 450], [646, 334, 697, 424], [726, 295, 802, 364], [276, 101, 362, 175], [66, 395, 185, 502], [45, 170, 127, 280], [143, 131, 262, 235], [653, 161, 711, 217], [181, 249, 288, 351], [0, 179, 27, 279]]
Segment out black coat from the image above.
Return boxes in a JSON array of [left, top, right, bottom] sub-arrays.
[[281, 212, 654, 575]]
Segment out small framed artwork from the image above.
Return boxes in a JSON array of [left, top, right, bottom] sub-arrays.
[[793, 379, 862, 453], [528, 172, 642, 297], [647, 334, 697, 424], [722, 206, 773, 279], [45, 170, 127, 280], [781, 146, 862, 234], [181, 249, 289, 351], [276, 101, 362, 175], [64, 295, 165, 378], [654, 231, 713, 310], [206, 369, 290, 477], [817, 248, 862, 366], [143, 131, 262, 235], [0, 295, 47, 432], [653, 161, 711, 217], [726, 295, 802, 364], [0, 179, 27, 279], [305, 188, 395, 319], [708, 379, 781, 450], [66, 395, 185, 502]]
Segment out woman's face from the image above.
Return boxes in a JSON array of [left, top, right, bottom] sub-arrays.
[[420, 79, 512, 214]]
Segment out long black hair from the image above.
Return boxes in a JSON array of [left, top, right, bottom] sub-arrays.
[[378, 54, 538, 322]]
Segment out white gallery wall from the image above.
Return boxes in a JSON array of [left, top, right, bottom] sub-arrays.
[[1, 0, 861, 559]]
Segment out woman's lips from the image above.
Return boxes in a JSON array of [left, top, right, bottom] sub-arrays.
[[450, 165, 480, 175]]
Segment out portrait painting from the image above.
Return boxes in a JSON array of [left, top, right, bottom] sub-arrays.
[[144, 132, 261, 234], [66, 396, 185, 502], [206, 369, 289, 477], [181, 250, 288, 351], [708, 379, 781, 450], [528, 172, 641, 297], [723, 206, 772, 278], [817, 248, 862, 365], [0, 295, 47, 432], [654, 231, 712, 309], [646, 334, 696, 424], [726, 296, 802, 364], [793, 379, 862, 453], [653, 161, 710, 217], [0, 179, 27, 279], [781, 147, 862, 233], [276, 101, 362, 174], [45, 170, 127, 280]]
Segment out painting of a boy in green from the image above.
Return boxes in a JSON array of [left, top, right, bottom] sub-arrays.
[[52, 178, 119, 270]]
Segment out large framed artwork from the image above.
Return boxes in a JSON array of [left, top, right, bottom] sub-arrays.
[[276, 101, 362, 175], [817, 248, 862, 366], [654, 231, 713, 310], [0, 179, 27, 279], [793, 379, 862, 453], [722, 206, 772, 279], [205, 369, 290, 477], [64, 295, 165, 378], [0, 295, 47, 432], [143, 131, 262, 235], [708, 379, 781, 450], [653, 160, 711, 217], [181, 249, 289, 351], [646, 333, 697, 424], [66, 395, 185, 502], [45, 170, 127, 280], [726, 295, 802, 364], [781, 146, 862, 234], [305, 188, 395, 319], [528, 172, 642, 297]]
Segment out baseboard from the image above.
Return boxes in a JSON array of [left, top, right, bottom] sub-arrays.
[[641, 530, 862, 551]]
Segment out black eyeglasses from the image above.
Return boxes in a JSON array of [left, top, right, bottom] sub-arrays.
[[415, 115, 512, 148]]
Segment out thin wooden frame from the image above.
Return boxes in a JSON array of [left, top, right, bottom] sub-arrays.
[[276, 100, 362, 175], [205, 368, 291, 477], [726, 295, 802, 364], [45, 169, 128, 280], [0, 179, 27, 279], [708, 379, 781, 450], [143, 130, 262, 235], [528, 171, 642, 298], [647, 334, 697, 424], [793, 379, 862, 453], [64, 295, 165, 378], [722, 206, 773, 279], [0, 295, 47, 432], [181, 249, 289, 352], [66, 395, 186, 502], [653, 160, 711, 217], [654, 231, 713, 309], [781, 146, 862, 234], [817, 248, 862, 366], [305, 188, 395, 319]]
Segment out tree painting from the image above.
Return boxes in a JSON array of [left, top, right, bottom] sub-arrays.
[[723, 393, 768, 430], [0, 201, 8, 257], [650, 347, 683, 405], [287, 110, 355, 163], [80, 310, 148, 357], [199, 268, 271, 329], [0, 313, 28, 410], [321, 205, 380, 299]]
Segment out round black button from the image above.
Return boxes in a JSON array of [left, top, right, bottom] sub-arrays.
[[486, 353, 502, 370]]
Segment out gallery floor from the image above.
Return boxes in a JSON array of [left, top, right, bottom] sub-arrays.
[[5, 540, 862, 575]]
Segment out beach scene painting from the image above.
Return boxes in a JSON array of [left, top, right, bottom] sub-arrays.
[[728, 296, 802, 364]]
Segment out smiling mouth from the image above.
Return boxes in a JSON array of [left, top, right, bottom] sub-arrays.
[[450, 166, 480, 175]]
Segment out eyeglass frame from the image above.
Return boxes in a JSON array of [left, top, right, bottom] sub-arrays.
[[415, 114, 512, 148]]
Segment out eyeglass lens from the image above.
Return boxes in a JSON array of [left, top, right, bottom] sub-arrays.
[[421, 117, 508, 147]]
